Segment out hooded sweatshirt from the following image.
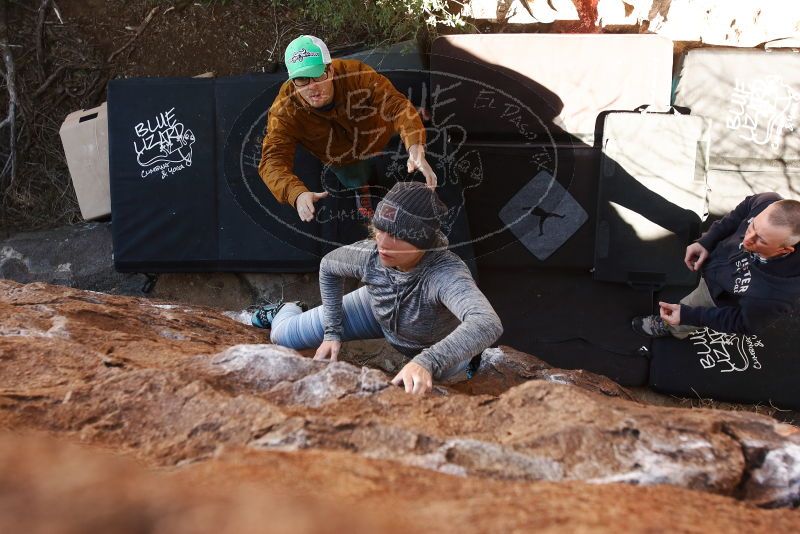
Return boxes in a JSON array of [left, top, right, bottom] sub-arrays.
[[318, 233, 503, 379], [259, 58, 426, 207], [682, 192, 800, 334]]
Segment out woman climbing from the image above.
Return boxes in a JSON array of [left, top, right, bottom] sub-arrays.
[[252, 181, 503, 395]]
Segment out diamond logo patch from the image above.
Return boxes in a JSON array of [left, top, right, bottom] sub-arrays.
[[499, 171, 588, 261]]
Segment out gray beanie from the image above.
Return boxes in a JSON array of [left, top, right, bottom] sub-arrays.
[[372, 181, 448, 250]]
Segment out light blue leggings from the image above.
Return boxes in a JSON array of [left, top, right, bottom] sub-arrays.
[[270, 286, 383, 348], [269, 286, 472, 381]]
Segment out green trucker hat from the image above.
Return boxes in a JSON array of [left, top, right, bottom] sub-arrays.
[[284, 35, 331, 79]]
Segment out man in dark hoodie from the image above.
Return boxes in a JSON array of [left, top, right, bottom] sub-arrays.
[[632, 192, 800, 338]]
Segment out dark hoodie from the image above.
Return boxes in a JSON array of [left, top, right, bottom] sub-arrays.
[[681, 193, 800, 334], [318, 233, 503, 380]]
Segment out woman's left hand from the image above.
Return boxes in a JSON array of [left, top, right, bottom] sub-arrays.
[[313, 340, 342, 361], [391, 362, 433, 395]]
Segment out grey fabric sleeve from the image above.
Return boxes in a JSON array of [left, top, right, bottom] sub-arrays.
[[318, 240, 373, 341], [411, 261, 503, 379]]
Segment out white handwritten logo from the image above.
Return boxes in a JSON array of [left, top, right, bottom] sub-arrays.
[[690, 327, 764, 373], [733, 255, 752, 294], [133, 107, 195, 179], [726, 76, 800, 149], [290, 48, 320, 64]]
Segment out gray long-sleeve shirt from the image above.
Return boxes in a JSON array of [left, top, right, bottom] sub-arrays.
[[319, 234, 503, 380]]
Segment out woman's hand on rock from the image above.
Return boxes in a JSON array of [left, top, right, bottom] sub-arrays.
[[313, 340, 342, 361], [391, 362, 433, 395]]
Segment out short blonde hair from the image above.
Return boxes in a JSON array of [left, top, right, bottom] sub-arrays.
[[767, 200, 800, 246]]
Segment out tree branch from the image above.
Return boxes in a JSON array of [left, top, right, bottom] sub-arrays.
[[106, 6, 159, 64], [0, 0, 18, 192], [36, 0, 52, 80], [33, 63, 65, 98]]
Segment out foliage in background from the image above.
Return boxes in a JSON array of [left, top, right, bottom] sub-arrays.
[[277, 0, 466, 47]]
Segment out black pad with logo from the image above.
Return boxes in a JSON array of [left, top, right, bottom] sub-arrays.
[[458, 144, 600, 269], [108, 74, 323, 272], [674, 48, 800, 168], [649, 310, 800, 409], [427, 51, 601, 269], [109, 78, 220, 270], [674, 48, 800, 216], [108, 67, 476, 273], [428, 35, 672, 270]]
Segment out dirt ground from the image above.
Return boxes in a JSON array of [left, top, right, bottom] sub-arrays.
[[58, 1, 338, 78], [0, 0, 386, 234]]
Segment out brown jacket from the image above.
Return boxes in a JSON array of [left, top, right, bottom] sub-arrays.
[[258, 59, 426, 206]]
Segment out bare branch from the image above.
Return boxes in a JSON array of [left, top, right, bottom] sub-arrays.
[[106, 6, 159, 64], [36, 0, 52, 80], [51, 0, 63, 24], [32, 63, 65, 98], [0, 0, 18, 192]]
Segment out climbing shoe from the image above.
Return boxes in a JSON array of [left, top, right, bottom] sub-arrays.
[[631, 315, 671, 338], [251, 301, 307, 329]]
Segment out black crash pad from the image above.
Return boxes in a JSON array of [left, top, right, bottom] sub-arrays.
[[479, 267, 652, 386], [108, 74, 323, 272], [649, 309, 800, 410], [460, 144, 600, 269], [427, 34, 673, 270], [108, 66, 477, 274], [430, 34, 673, 145], [109, 78, 222, 270], [425, 49, 603, 269]]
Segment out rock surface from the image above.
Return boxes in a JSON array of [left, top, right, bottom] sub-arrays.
[[452, 346, 636, 399], [0, 222, 146, 295], [5, 432, 799, 534], [0, 223, 411, 373], [1, 279, 800, 530]]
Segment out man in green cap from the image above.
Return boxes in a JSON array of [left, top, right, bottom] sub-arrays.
[[258, 35, 436, 222]]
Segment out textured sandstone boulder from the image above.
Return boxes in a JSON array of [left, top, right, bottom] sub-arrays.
[[208, 344, 390, 406], [0, 222, 404, 371], [4, 431, 800, 534], [153, 270, 325, 311], [1, 279, 799, 516], [452, 346, 636, 399], [0, 432, 389, 534]]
